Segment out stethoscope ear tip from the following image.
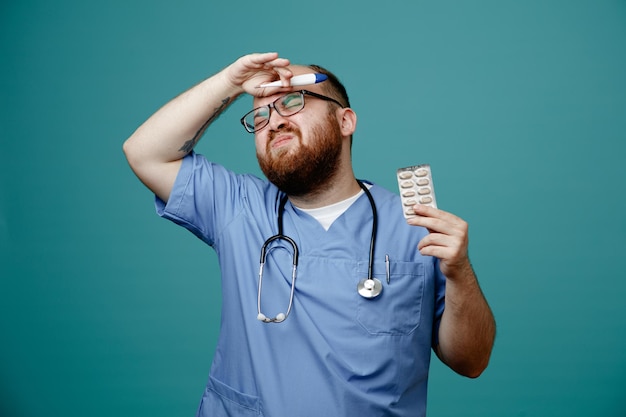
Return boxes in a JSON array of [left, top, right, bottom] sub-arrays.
[[257, 312, 286, 323]]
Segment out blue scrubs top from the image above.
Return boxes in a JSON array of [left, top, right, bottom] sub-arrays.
[[156, 152, 446, 417]]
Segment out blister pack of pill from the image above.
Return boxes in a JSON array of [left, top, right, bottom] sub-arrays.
[[396, 164, 437, 218]]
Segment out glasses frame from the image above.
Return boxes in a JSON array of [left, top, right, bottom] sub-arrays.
[[240, 90, 345, 133]]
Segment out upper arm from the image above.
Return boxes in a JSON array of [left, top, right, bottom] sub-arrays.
[[123, 141, 183, 203]]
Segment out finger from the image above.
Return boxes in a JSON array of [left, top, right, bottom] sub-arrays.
[[417, 234, 455, 256], [418, 232, 460, 251], [408, 206, 467, 235], [268, 67, 294, 87], [252, 71, 295, 96], [426, 229, 468, 254], [247, 52, 291, 75], [411, 204, 459, 223], [418, 231, 446, 246], [247, 52, 285, 66], [264, 58, 292, 70], [418, 244, 455, 260], [407, 214, 446, 234], [418, 236, 468, 265], [410, 203, 438, 217], [239, 53, 291, 78]]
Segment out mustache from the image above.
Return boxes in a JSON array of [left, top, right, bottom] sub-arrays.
[[268, 127, 301, 142]]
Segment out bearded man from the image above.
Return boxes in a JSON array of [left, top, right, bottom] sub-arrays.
[[123, 52, 495, 417]]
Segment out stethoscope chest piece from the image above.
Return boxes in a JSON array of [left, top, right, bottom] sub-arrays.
[[357, 277, 383, 299]]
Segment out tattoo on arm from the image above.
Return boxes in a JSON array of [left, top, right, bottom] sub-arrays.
[[178, 97, 231, 153]]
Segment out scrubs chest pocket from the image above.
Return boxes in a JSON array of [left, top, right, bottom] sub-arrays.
[[356, 261, 425, 335]]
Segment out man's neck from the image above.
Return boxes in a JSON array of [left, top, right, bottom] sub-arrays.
[[288, 174, 362, 210]]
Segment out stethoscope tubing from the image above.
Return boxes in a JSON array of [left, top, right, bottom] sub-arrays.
[[257, 181, 379, 323], [358, 181, 377, 286], [257, 232, 298, 323]]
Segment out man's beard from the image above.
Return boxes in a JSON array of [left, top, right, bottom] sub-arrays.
[[257, 113, 343, 196]]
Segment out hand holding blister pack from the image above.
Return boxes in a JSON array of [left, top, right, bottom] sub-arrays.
[[396, 164, 437, 218]]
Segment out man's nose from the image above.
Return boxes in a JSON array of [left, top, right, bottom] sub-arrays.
[[268, 110, 290, 131]]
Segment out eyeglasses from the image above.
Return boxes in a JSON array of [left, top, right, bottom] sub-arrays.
[[240, 90, 345, 133]]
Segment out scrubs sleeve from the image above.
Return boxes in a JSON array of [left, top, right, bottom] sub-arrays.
[[155, 151, 250, 246], [431, 258, 447, 348]]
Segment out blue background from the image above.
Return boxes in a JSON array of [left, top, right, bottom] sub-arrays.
[[1, 0, 625, 416]]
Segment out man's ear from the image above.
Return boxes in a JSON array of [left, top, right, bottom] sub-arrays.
[[338, 108, 357, 136]]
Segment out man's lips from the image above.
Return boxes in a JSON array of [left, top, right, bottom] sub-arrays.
[[270, 134, 295, 148]]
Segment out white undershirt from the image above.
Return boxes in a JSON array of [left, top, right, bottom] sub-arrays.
[[296, 184, 371, 230]]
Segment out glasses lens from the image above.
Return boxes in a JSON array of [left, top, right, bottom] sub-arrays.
[[276, 92, 304, 116], [242, 92, 305, 133], [243, 107, 270, 132]]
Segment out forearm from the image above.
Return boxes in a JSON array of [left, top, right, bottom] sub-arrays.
[[122, 68, 244, 201], [123, 70, 242, 166], [122, 52, 291, 201], [436, 263, 496, 378]]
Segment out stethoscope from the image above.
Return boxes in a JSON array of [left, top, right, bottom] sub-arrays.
[[257, 180, 382, 323]]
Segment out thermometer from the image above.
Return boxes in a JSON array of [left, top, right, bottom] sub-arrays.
[[258, 73, 328, 88]]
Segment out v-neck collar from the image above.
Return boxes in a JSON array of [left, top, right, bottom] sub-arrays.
[[283, 183, 375, 239]]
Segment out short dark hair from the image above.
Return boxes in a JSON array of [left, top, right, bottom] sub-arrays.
[[306, 64, 350, 108]]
